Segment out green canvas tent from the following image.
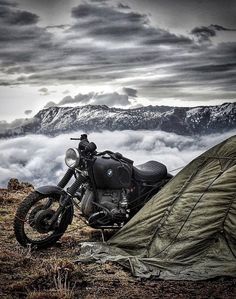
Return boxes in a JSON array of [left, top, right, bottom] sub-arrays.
[[77, 135, 236, 280]]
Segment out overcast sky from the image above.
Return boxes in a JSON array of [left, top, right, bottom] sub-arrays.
[[0, 0, 236, 121]]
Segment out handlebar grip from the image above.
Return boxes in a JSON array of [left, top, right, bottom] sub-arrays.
[[84, 142, 97, 153], [70, 134, 87, 141]]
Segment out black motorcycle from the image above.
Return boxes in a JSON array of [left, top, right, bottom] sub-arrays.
[[14, 134, 172, 248]]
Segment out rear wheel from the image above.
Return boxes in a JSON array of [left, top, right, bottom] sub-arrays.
[[14, 191, 73, 249]]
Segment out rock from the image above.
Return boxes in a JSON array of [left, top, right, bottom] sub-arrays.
[[7, 178, 33, 191]]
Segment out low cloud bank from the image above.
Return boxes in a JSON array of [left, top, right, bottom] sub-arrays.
[[0, 130, 235, 187], [0, 118, 35, 133]]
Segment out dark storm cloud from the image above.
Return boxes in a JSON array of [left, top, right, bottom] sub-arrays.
[[118, 3, 131, 9], [8, 10, 39, 25], [0, 1, 53, 64], [0, 2, 39, 25], [191, 24, 236, 43], [175, 42, 236, 85], [190, 26, 216, 43], [0, 25, 44, 42], [0, 0, 17, 7], [123, 87, 137, 98], [0, 0, 235, 103], [0, 1, 53, 77], [46, 24, 70, 30], [71, 3, 147, 27], [132, 39, 236, 101], [132, 0, 236, 32], [58, 92, 131, 107], [70, 3, 192, 46], [210, 24, 236, 32]]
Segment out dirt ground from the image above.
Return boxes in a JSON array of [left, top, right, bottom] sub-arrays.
[[1, 179, 236, 299]]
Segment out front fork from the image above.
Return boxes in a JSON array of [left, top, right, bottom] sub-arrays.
[[57, 168, 75, 188], [42, 168, 75, 210], [48, 171, 87, 228]]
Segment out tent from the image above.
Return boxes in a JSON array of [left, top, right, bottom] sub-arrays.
[[77, 135, 236, 280]]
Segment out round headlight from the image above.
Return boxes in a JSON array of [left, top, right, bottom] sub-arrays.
[[65, 148, 80, 168]]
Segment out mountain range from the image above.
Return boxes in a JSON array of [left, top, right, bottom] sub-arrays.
[[0, 102, 235, 138]]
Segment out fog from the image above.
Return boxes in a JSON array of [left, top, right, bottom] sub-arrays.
[[0, 130, 235, 187]]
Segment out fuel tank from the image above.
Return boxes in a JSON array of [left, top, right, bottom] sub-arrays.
[[92, 156, 132, 189]]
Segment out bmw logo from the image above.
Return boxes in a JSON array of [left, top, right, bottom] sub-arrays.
[[107, 169, 113, 177]]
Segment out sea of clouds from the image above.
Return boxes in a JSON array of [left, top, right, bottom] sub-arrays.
[[0, 130, 235, 188]]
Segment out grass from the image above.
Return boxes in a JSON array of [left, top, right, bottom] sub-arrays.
[[1, 182, 236, 299], [27, 260, 76, 299]]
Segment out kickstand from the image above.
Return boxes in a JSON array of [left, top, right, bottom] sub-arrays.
[[100, 229, 105, 243]]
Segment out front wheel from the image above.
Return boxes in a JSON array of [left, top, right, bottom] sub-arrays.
[[14, 191, 73, 249]]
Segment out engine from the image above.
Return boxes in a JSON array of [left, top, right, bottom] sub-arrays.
[[80, 188, 129, 228], [79, 155, 132, 228]]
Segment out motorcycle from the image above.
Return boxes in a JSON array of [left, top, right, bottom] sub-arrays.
[[14, 134, 173, 248]]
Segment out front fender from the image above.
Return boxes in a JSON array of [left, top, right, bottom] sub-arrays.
[[36, 185, 74, 225], [36, 185, 66, 196]]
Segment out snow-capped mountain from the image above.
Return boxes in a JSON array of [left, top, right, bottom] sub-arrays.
[[1, 102, 235, 138]]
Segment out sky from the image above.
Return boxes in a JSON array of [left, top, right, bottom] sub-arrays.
[[0, 0, 236, 121]]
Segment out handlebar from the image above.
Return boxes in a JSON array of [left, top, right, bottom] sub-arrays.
[[70, 134, 88, 141], [70, 134, 97, 153], [70, 134, 133, 164]]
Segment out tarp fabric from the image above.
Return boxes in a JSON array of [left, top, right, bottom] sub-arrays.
[[77, 135, 236, 280]]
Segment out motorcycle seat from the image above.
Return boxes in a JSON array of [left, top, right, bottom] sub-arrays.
[[133, 160, 167, 182]]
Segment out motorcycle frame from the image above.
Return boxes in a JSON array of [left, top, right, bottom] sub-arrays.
[[36, 148, 171, 230]]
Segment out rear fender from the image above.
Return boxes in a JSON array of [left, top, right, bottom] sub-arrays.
[[36, 185, 74, 224]]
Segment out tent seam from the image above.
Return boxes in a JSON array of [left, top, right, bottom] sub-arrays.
[[148, 161, 224, 257], [146, 157, 210, 255], [146, 147, 236, 257]]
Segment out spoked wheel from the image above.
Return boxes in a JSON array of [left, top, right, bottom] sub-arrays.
[[14, 191, 73, 249]]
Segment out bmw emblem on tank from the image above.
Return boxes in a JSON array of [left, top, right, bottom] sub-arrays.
[[107, 169, 113, 177]]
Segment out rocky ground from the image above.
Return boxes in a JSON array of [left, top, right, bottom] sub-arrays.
[[0, 179, 236, 299]]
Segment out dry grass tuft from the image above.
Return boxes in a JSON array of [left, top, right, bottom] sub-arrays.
[[27, 289, 74, 299]]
